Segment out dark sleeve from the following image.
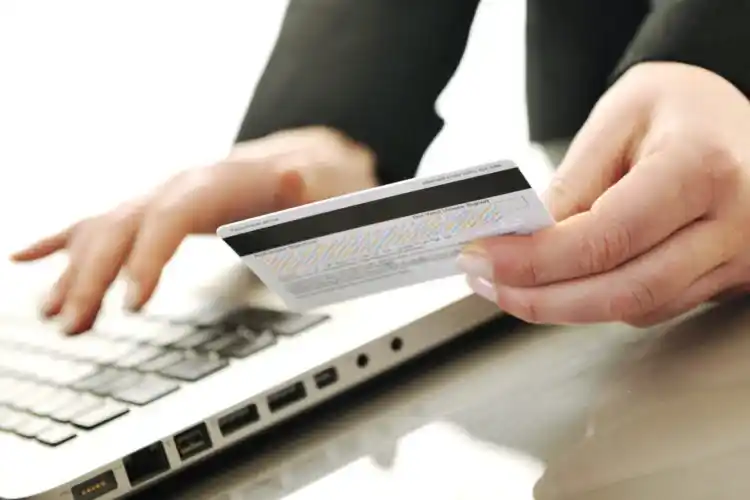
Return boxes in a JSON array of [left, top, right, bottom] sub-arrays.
[[613, 0, 750, 98], [526, 0, 650, 143], [234, 0, 480, 185]]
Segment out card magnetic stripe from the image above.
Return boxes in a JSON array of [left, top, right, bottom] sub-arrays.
[[223, 167, 530, 257]]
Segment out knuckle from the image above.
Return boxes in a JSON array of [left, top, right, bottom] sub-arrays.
[[99, 200, 146, 231], [579, 221, 633, 275], [545, 175, 585, 220], [518, 254, 541, 286], [609, 280, 658, 320], [689, 141, 743, 205], [65, 284, 101, 310]]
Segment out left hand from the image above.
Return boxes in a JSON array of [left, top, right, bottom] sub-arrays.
[[457, 62, 750, 327]]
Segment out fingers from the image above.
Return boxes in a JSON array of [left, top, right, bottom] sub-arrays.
[[57, 219, 138, 334], [122, 205, 191, 312], [543, 90, 644, 221], [464, 149, 713, 288], [628, 263, 746, 327], [483, 220, 734, 324], [10, 225, 74, 262], [40, 264, 77, 318], [120, 163, 290, 311]]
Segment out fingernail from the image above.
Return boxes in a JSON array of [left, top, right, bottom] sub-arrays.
[[467, 276, 496, 303], [59, 306, 79, 334], [123, 275, 141, 312], [456, 245, 493, 281]]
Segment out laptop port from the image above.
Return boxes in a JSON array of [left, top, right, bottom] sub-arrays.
[[356, 353, 369, 368], [313, 367, 338, 389], [267, 381, 307, 413], [123, 442, 170, 487], [174, 422, 212, 460], [390, 337, 403, 352], [72, 470, 118, 500], [218, 404, 260, 436]]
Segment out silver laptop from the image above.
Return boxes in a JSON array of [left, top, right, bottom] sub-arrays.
[[0, 255, 498, 499]]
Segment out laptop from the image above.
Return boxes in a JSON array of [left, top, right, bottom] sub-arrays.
[[0, 246, 500, 499]]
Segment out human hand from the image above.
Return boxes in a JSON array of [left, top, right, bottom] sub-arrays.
[[10, 127, 375, 334], [457, 62, 750, 326]]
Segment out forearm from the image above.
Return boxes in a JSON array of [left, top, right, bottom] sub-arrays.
[[613, 0, 750, 98]]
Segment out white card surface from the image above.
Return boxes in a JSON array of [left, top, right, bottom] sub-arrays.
[[217, 160, 553, 310]]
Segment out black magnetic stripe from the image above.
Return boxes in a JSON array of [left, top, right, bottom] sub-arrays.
[[224, 167, 529, 256]]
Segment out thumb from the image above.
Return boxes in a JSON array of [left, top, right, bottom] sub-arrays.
[[543, 92, 645, 221]]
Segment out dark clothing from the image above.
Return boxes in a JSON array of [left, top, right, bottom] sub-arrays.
[[235, 0, 750, 186]]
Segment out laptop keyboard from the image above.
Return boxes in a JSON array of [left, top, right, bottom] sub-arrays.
[[0, 307, 329, 447]]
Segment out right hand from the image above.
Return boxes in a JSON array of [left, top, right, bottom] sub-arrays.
[[9, 127, 376, 334]]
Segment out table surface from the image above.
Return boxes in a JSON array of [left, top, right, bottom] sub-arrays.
[[120, 277, 750, 500], [4, 2, 750, 498]]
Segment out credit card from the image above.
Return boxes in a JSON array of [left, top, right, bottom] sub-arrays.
[[217, 160, 554, 310]]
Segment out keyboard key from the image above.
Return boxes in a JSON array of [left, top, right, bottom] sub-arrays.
[[220, 307, 288, 330], [115, 345, 165, 369], [90, 371, 142, 397], [0, 350, 86, 384], [28, 389, 80, 417], [46, 360, 98, 386], [96, 317, 192, 346], [0, 407, 27, 432], [112, 375, 179, 405], [0, 379, 37, 406], [173, 329, 218, 350], [146, 325, 196, 347], [197, 333, 244, 354], [0, 376, 19, 395], [217, 329, 276, 359], [36, 424, 77, 446], [14, 415, 51, 438], [71, 401, 129, 430], [51, 395, 103, 423], [271, 313, 329, 336], [71, 368, 123, 392], [138, 351, 184, 372], [160, 355, 228, 382], [8, 383, 58, 411], [49, 336, 135, 364]]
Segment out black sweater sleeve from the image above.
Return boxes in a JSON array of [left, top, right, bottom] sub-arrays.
[[614, 0, 750, 98], [234, 0, 480, 185]]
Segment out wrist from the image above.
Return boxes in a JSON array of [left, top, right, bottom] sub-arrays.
[[265, 126, 378, 209]]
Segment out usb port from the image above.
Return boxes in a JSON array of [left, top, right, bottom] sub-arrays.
[[174, 423, 212, 461], [313, 367, 338, 389], [218, 404, 259, 436], [267, 381, 307, 413]]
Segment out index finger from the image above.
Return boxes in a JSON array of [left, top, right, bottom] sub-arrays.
[[478, 148, 714, 287]]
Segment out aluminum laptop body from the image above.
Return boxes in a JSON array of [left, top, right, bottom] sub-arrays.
[[0, 256, 498, 500]]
